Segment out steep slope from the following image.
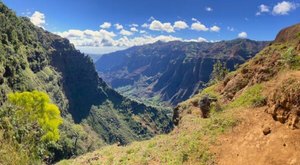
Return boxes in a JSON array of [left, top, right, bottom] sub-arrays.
[[96, 40, 268, 106], [59, 23, 300, 165], [0, 2, 172, 160]]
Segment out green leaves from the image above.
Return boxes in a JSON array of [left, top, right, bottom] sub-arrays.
[[8, 90, 63, 142]]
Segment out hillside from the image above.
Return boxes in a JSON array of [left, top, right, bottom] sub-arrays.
[[59, 23, 300, 165], [0, 2, 172, 163], [96, 39, 268, 106]]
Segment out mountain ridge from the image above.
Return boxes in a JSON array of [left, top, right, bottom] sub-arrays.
[[96, 39, 269, 105]]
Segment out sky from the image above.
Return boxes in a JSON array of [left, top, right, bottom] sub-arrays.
[[2, 0, 300, 54]]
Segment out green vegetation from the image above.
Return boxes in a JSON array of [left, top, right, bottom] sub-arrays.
[[0, 2, 173, 163], [281, 47, 300, 69], [228, 84, 266, 108], [210, 60, 229, 84], [0, 91, 62, 163], [58, 108, 237, 165]]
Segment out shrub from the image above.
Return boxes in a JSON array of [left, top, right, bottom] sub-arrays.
[[281, 47, 300, 69], [0, 91, 63, 160]]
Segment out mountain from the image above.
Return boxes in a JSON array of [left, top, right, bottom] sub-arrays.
[[96, 39, 269, 106], [0, 2, 172, 162], [87, 54, 103, 62], [59, 23, 300, 165]]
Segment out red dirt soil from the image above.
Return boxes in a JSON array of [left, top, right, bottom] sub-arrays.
[[213, 107, 300, 165]]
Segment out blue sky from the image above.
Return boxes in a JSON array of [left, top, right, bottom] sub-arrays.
[[3, 0, 300, 54]]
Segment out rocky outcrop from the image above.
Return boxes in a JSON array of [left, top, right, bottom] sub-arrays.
[[266, 78, 300, 129]]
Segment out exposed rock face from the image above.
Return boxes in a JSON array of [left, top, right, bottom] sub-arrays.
[[274, 23, 300, 43], [266, 78, 300, 129], [96, 39, 268, 105]]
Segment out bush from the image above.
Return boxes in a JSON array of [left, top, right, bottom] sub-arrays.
[[281, 47, 300, 69], [0, 91, 63, 160]]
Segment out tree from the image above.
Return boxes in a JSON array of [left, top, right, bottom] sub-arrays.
[[0, 90, 63, 159], [209, 60, 229, 84]]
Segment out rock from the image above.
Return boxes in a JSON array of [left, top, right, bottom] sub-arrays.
[[263, 127, 271, 135]]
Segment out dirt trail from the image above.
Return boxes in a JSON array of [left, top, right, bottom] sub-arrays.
[[212, 107, 300, 165]]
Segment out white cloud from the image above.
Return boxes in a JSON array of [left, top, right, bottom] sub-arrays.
[[130, 27, 138, 32], [238, 32, 248, 38], [149, 20, 174, 33], [113, 35, 182, 47], [210, 25, 220, 32], [29, 11, 46, 28], [55, 29, 116, 47], [205, 7, 213, 12], [140, 30, 147, 34], [120, 29, 133, 36], [185, 37, 208, 42], [56, 27, 210, 54], [227, 26, 235, 31], [141, 23, 149, 28], [148, 16, 155, 22], [131, 24, 139, 27], [272, 1, 297, 15], [192, 18, 198, 22], [174, 21, 189, 30], [100, 22, 111, 29], [191, 21, 209, 31], [256, 4, 270, 15], [114, 23, 124, 30]]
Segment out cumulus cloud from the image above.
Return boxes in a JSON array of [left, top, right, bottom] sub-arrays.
[[114, 23, 123, 30], [29, 11, 46, 28], [192, 18, 198, 22], [120, 29, 133, 36], [191, 21, 209, 31], [210, 25, 220, 32], [205, 7, 213, 12], [130, 27, 138, 32], [272, 1, 297, 15], [55, 29, 116, 47], [185, 37, 208, 42], [55, 27, 210, 52], [256, 4, 270, 15], [130, 24, 139, 27], [100, 22, 111, 29], [140, 30, 147, 34], [174, 21, 189, 30], [238, 32, 248, 38], [149, 20, 174, 33], [141, 23, 149, 28]]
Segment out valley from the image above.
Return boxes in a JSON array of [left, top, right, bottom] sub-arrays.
[[96, 39, 268, 106], [0, 1, 300, 165]]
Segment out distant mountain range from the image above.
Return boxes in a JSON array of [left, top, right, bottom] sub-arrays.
[[96, 39, 269, 105], [87, 54, 103, 62]]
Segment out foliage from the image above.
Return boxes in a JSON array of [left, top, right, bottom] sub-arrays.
[[58, 108, 237, 165], [0, 2, 173, 163], [281, 47, 300, 69], [49, 117, 104, 162], [210, 60, 230, 84], [8, 91, 63, 141], [0, 91, 62, 161]]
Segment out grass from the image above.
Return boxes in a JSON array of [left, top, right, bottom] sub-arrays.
[[57, 107, 237, 165], [228, 84, 265, 108]]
